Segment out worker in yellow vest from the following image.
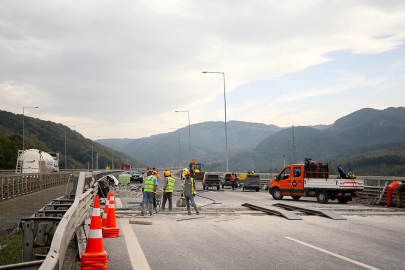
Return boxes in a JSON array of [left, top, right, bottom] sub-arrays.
[[141, 171, 158, 216], [162, 171, 175, 211], [182, 170, 200, 215]]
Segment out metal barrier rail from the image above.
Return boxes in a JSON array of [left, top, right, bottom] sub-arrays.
[[39, 171, 117, 270], [0, 173, 72, 202], [38, 172, 95, 270]]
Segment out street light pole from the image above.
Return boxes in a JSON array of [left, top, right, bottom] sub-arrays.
[[202, 71, 229, 172], [65, 126, 75, 170], [170, 128, 181, 168], [22, 106, 38, 151], [175, 111, 191, 161], [91, 136, 100, 171]]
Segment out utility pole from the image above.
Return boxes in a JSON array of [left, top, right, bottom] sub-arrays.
[[288, 138, 291, 165], [292, 126, 296, 164]]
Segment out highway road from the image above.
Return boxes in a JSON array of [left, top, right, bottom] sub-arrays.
[[102, 173, 404, 270]]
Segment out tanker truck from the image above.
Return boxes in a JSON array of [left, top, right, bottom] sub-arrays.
[[15, 149, 60, 174]]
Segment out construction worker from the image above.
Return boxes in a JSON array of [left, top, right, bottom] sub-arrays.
[[394, 182, 405, 208], [182, 170, 200, 215], [162, 171, 175, 211], [386, 181, 402, 207], [230, 172, 236, 190], [141, 170, 158, 216]]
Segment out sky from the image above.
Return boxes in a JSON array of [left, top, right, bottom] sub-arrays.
[[1, 0, 405, 140]]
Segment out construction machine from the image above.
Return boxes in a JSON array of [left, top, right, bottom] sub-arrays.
[[189, 159, 204, 180]]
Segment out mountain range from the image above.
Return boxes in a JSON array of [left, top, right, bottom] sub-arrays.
[[99, 107, 405, 176]]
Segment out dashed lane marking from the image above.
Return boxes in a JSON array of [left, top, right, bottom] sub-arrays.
[[285, 237, 380, 270], [115, 198, 123, 208], [122, 218, 151, 270]]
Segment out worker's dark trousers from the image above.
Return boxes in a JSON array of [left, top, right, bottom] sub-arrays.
[[394, 189, 402, 207], [185, 195, 199, 213], [162, 192, 173, 210], [231, 181, 236, 190]]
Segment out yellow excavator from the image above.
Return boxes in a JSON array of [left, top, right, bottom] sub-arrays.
[[189, 159, 204, 180]]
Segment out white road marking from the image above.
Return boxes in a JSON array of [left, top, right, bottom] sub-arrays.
[[285, 237, 380, 270], [121, 218, 151, 270], [115, 197, 123, 208]]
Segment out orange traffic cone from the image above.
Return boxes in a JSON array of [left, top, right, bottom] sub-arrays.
[[102, 192, 111, 228], [102, 193, 120, 238], [78, 195, 109, 269]]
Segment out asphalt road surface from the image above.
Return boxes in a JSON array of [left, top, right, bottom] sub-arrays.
[[106, 172, 404, 270]]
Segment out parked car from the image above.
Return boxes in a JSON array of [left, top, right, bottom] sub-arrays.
[[239, 174, 260, 192], [203, 173, 221, 190], [221, 173, 239, 188], [130, 170, 144, 183]]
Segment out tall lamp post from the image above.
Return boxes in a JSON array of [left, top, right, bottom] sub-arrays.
[[170, 128, 181, 167], [202, 71, 229, 172], [175, 110, 191, 161], [110, 143, 114, 170], [23, 106, 39, 151], [65, 126, 75, 170], [91, 136, 100, 171]]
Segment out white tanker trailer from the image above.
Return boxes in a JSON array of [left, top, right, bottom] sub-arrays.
[[16, 149, 60, 174]]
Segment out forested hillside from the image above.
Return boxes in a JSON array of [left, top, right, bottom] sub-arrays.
[[0, 110, 143, 170], [231, 107, 405, 176]]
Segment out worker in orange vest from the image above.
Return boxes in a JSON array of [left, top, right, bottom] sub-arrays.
[[230, 172, 236, 190], [386, 181, 402, 207]]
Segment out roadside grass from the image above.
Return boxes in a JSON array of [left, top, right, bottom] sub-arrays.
[[0, 233, 22, 266]]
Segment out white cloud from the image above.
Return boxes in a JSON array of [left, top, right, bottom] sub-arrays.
[[0, 0, 404, 138]]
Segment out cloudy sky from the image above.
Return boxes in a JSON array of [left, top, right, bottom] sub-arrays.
[[1, 0, 405, 140]]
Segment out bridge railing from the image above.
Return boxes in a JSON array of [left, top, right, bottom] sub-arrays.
[[0, 173, 72, 202]]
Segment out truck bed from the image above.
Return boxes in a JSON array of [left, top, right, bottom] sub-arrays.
[[304, 178, 364, 190]]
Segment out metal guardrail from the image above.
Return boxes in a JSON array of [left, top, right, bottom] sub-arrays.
[[39, 171, 96, 270], [0, 173, 72, 202]]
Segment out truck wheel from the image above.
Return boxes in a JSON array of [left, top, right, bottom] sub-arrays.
[[140, 180, 143, 184], [256, 188, 260, 192], [272, 189, 284, 200], [316, 190, 329, 204], [217, 186, 220, 190], [291, 196, 301, 200], [337, 198, 349, 204], [222, 185, 224, 189]]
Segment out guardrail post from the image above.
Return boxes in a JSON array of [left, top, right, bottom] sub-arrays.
[[11, 177, 15, 199], [0, 177, 3, 202], [36, 223, 46, 256], [22, 221, 35, 262]]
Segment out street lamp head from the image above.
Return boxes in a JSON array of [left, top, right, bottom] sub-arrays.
[[202, 71, 208, 73]]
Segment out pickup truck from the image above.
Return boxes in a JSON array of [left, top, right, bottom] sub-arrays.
[[268, 160, 363, 204], [203, 173, 221, 190]]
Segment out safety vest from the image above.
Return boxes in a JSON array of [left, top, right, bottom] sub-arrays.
[[164, 177, 175, 192], [389, 181, 401, 190], [144, 176, 156, 193], [230, 174, 236, 181], [183, 177, 195, 194]]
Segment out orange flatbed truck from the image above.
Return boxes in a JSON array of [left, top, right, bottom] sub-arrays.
[[268, 159, 364, 204]]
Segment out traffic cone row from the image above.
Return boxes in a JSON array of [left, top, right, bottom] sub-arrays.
[[101, 193, 111, 227], [79, 195, 109, 269], [102, 193, 120, 237]]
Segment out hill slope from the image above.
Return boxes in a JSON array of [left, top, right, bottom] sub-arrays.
[[0, 110, 143, 170], [237, 107, 405, 175]]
